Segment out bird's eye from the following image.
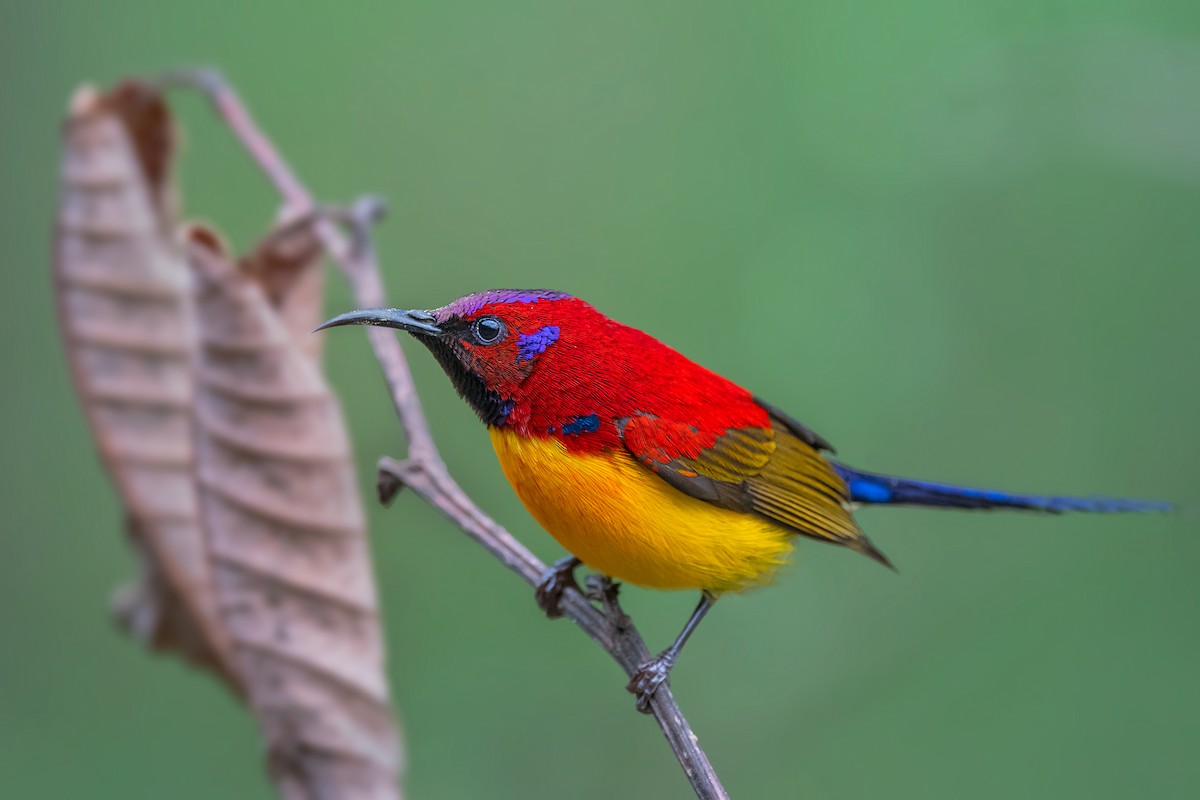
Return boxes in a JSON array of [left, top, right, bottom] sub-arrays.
[[471, 316, 506, 345]]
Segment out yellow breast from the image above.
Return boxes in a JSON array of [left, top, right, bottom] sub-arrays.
[[489, 427, 795, 593]]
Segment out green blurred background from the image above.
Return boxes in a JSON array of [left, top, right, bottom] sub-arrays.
[[2, 1, 1198, 798]]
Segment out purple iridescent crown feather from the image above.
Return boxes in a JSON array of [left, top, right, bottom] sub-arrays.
[[436, 289, 573, 321]]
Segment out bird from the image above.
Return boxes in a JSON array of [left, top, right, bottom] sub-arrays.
[[319, 289, 1172, 711]]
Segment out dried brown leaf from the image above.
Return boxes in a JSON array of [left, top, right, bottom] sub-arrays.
[[187, 227, 401, 799], [241, 214, 327, 362], [55, 82, 239, 687]]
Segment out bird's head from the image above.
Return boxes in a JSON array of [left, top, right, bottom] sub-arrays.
[[319, 289, 599, 426]]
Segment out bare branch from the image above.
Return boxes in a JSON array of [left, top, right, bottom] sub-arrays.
[[172, 68, 729, 800], [158, 69, 311, 213]]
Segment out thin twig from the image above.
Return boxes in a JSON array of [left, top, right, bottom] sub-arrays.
[[172, 68, 729, 800]]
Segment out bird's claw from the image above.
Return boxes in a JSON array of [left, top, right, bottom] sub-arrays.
[[626, 652, 676, 714], [534, 556, 582, 619]]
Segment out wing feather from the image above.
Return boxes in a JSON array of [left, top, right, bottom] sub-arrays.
[[618, 403, 891, 566]]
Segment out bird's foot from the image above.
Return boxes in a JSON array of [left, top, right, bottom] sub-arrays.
[[626, 651, 676, 714], [584, 573, 621, 606], [534, 556, 582, 619]]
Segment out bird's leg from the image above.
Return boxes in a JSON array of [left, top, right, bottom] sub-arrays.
[[627, 592, 717, 714], [534, 555, 583, 619]]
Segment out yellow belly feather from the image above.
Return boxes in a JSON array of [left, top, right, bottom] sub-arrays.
[[489, 427, 795, 593]]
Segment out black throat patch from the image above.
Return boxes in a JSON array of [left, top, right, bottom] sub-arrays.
[[417, 336, 513, 426]]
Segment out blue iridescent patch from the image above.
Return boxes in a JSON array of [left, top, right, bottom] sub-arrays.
[[517, 325, 560, 361], [562, 414, 600, 435], [848, 479, 892, 503], [440, 289, 572, 319]]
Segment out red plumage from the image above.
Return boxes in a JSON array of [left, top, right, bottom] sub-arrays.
[[458, 296, 769, 456]]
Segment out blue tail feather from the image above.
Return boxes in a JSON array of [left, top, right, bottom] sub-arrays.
[[831, 463, 1173, 514]]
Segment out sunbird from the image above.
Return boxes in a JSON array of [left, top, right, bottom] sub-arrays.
[[320, 289, 1171, 710]]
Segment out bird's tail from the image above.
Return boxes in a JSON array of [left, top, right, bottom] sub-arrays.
[[830, 462, 1173, 514]]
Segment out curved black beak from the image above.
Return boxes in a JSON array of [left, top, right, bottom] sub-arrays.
[[315, 307, 443, 336]]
